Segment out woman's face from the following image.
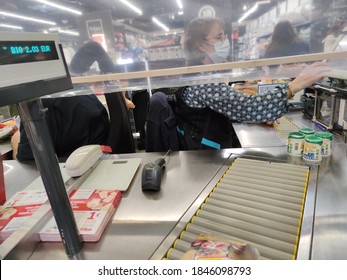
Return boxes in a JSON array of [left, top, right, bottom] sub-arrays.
[[198, 22, 228, 64], [205, 22, 226, 45]]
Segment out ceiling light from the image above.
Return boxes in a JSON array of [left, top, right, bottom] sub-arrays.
[[36, 0, 82, 15], [0, 10, 56, 25], [258, 1, 271, 4], [119, 0, 142, 15], [58, 29, 80, 36], [0, 23, 23, 30], [48, 27, 60, 31], [152, 17, 169, 32], [238, 1, 272, 23], [176, 0, 183, 10], [46, 28, 80, 36], [238, 3, 259, 23], [117, 58, 133, 65], [178, 11, 184, 15]]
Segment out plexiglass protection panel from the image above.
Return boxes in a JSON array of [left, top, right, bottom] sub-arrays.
[[1, 0, 347, 96]]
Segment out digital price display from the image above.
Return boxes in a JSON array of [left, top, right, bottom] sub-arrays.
[[0, 33, 72, 107], [0, 41, 59, 65]]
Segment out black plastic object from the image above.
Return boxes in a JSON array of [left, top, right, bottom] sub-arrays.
[[141, 157, 166, 192]]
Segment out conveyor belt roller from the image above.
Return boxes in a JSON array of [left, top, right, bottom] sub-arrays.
[[165, 157, 309, 260]]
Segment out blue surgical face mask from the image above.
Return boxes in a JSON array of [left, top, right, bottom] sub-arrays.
[[208, 39, 230, 64]]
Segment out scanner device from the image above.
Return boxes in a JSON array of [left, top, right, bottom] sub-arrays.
[[141, 150, 170, 192]]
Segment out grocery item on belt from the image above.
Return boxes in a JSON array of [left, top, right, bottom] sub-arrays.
[[287, 132, 305, 156], [316, 132, 333, 157], [180, 233, 259, 260], [299, 127, 315, 136], [303, 136, 323, 162]]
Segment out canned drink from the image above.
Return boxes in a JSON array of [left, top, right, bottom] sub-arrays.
[[303, 136, 323, 162], [299, 127, 315, 136], [287, 132, 305, 156], [316, 132, 333, 157]]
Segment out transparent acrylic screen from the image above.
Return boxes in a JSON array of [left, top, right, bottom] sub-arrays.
[[0, 0, 346, 96]]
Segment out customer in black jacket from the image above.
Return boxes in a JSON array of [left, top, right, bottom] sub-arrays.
[[11, 95, 110, 161]]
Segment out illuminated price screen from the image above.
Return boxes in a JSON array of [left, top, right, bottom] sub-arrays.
[[0, 41, 59, 65]]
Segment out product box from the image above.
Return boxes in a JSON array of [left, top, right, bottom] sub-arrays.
[[39, 189, 122, 242], [258, 83, 282, 95], [0, 190, 47, 242]]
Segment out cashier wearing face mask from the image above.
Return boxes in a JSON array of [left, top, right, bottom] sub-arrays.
[[184, 17, 230, 66], [146, 17, 242, 152], [146, 16, 329, 152]]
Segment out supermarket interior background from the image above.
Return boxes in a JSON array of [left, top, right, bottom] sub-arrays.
[[0, 0, 347, 263]]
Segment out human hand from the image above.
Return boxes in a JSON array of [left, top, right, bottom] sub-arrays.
[[125, 99, 135, 109], [276, 63, 306, 78], [10, 130, 20, 160], [9, 125, 18, 136], [118, 80, 129, 88], [289, 62, 331, 94], [265, 119, 280, 126], [121, 90, 135, 109]]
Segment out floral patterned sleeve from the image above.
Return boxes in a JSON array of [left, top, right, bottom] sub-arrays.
[[182, 82, 290, 122]]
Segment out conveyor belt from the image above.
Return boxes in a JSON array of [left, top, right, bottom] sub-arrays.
[[274, 116, 300, 139], [165, 157, 309, 260]]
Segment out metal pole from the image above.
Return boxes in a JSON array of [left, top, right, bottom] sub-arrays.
[[0, 152, 5, 205], [18, 98, 83, 259], [145, 60, 152, 97]]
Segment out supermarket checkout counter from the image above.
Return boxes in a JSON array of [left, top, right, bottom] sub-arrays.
[[1, 112, 346, 260]]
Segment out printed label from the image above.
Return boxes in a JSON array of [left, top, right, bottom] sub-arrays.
[[287, 138, 304, 156], [303, 142, 322, 161]]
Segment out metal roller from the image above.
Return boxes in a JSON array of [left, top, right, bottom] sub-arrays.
[[166, 248, 185, 260], [232, 159, 307, 176], [221, 175, 305, 192], [195, 210, 298, 241], [173, 239, 192, 252], [164, 158, 309, 260], [209, 192, 301, 218], [231, 164, 306, 177], [192, 216, 297, 245], [186, 223, 295, 257], [219, 178, 304, 197], [204, 198, 300, 226], [179, 227, 294, 260], [213, 187, 302, 211], [179, 231, 198, 243], [217, 182, 303, 203], [225, 172, 305, 187], [199, 204, 298, 234], [228, 169, 307, 184]]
